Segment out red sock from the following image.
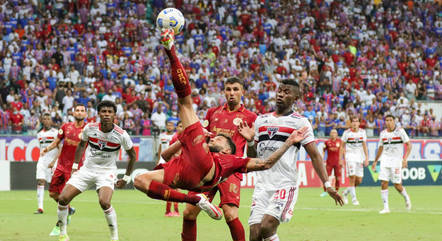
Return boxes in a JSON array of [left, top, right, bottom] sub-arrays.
[[174, 202, 179, 212], [166, 201, 172, 213], [147, 181, 200, 205], [227, 218, 245, 241], [165, 46, 191, 98], [181, 218, 197, 241]]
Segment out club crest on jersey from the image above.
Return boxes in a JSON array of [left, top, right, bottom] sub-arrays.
[[267, 127, 279, 139], [98, 140, 107, 150], [387, 137, 392, 144]]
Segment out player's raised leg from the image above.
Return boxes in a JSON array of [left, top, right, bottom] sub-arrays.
[[57, 184, 82, 241], [160, 28, 198, 129]]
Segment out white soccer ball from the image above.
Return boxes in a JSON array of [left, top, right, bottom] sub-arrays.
[[156, 8, 185, 34]]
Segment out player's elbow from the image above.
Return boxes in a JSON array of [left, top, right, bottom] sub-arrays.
[[160, 152, 170, 162]]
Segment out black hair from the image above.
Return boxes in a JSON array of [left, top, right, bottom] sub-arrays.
[[42, 112, 51, 118], [73, 103, 86, 110], [225, 77, 244, 88], [217, 133, 236, 155], [281, 79, 299, 88], [97, 100, 117, 113], [385, 114, 395, 120]]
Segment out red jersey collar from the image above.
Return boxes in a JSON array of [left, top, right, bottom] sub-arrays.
[[223, 104, 245, 113]]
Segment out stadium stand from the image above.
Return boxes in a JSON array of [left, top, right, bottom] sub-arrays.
[[0, 0, 440, 137]]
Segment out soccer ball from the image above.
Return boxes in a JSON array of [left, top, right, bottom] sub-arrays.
[[156, 8, 185, 34]]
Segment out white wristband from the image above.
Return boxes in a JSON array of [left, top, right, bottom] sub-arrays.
[[122, 175, 131, 183], [72, 163, 78, 170], [247, 140, 254, 147], [324, 181, 331, 189]]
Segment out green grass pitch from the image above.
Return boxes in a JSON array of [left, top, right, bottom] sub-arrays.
[[1, 186, 441, 241]]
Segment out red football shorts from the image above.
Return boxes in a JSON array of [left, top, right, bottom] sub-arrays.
[[326, 164, 341, 179], [49, 168, 71, 194], [162, 122, 214, 189]]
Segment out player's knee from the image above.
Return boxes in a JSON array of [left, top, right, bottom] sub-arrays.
[[260, 219, 278, 237], [58, 194, 69, 206], [49, 192, 59, 201], [37, 179, 45, 186], [249, 225, 262, 241], [183, 206, 199, 220], [99, 199, 111, 210], [222, 205, 238, 222], [134, 175, 151, 191]]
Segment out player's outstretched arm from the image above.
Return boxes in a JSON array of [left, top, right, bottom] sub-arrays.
[[246, 127, 308, 171], [160, 141, 182, 162], [116, 147, 137, 188], [305, 143, 344, 206]]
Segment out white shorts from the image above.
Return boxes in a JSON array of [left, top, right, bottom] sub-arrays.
[[379, 166, 402, 184], [248, 186, 299, 225], [346, 161, 364, 177], [36, 160, 53, 182], [66, 167, 116, 192]]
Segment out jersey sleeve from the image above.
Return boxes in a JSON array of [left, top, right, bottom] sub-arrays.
[[378, 131, 384, 146], [253, 116, 260, 143], [341, 130, 348, 142], [362, 130, 367, 142], [80, 124, 90, 141], [57, 124, 66, 140], [121, 130, 134, 150], [301, 118, 315, 146], [400, 128, 410, 143], [204, 108, 213, 131]]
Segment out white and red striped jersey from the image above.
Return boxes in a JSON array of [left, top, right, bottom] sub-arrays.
[[37, 128, 59, 163], [342, 128, 367, 163], [378, 127, 410, 167], [81, 123, 133, 170], [253, 112, 315, 190]]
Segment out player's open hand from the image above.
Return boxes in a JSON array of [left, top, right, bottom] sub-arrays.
[[402, 159, 408, 168], [371, 162, 377, 171], [115, 179, 127, 189], [286, 126, 309, 145], [238, 121, 254, 142], [326, 187, 344, 206]]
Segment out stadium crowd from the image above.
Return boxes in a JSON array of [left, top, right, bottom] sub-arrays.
[[0, 0, 440, 137]]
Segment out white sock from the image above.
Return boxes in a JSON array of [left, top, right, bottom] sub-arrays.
[[263, 233, 280, 241], [350, 186, 357, 200], [58, 204, 69, 235], [37, 185, 44, 210], [381, 189, 389, 209], [343, 188, 349, 195], [400, 187, 410, 203], [104, 206, 118, 240]]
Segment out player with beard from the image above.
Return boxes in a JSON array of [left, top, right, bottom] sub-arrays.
[[56, 101, 137, 241], [237, 79, 343, 241], [133, 29, 310, 225], [41, 103, 87, 236], [181, 77, 257, 241]]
